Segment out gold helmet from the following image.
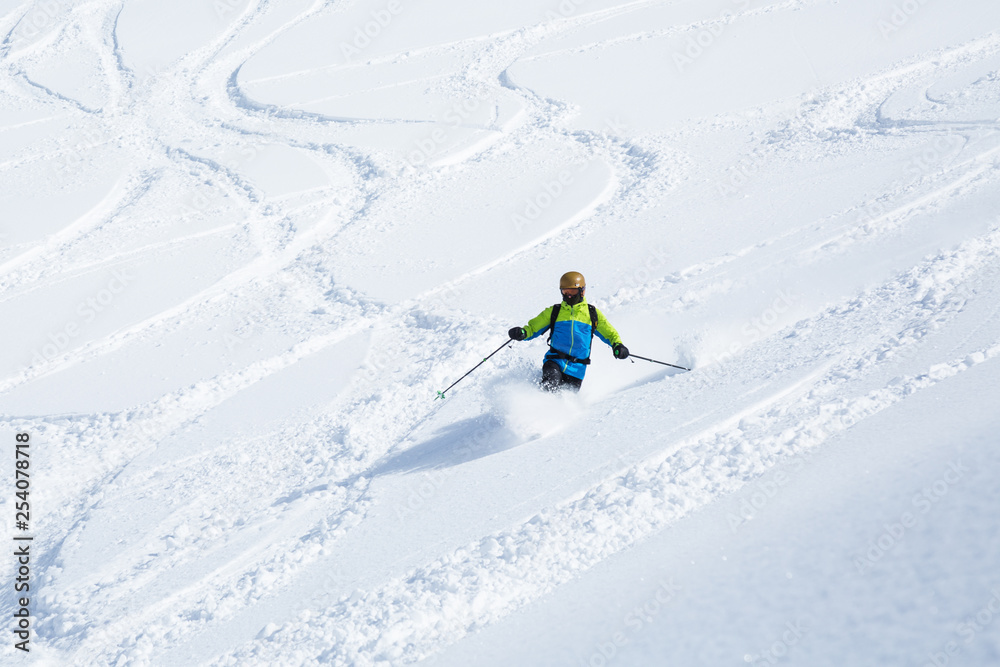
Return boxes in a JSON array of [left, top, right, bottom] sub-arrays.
[[559, 271, 585, 289]]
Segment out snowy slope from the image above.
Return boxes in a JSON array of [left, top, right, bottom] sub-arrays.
[[1, 0, 999, 665]]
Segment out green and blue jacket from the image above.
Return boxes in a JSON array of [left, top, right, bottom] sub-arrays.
[[522, 298, 622, 380]]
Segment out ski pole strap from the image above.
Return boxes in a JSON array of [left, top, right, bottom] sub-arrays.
[[630, 354, 690, 371], [547, 348, 591, 365]]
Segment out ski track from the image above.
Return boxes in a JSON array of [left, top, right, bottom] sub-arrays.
[[208, 227, 1000, 667], [1, 0, 999, 664]]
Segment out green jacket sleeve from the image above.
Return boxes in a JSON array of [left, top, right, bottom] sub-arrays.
[[523, 306, 555, 341], [594, 307, 622, 347]]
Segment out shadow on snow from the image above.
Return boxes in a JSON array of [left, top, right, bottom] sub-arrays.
[[372, 414, 520, 477]]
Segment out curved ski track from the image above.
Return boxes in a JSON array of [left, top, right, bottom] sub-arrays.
[[0, 0, 998, 665]]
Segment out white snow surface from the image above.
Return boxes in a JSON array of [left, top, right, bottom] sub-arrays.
[[2, 0, 1000, 665]]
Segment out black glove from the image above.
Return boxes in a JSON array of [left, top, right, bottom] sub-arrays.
[[613, 343, 629, 359], [508, 327, 526, 341]]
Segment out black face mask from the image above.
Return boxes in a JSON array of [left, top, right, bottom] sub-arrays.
[[562, 290, 584, 306]]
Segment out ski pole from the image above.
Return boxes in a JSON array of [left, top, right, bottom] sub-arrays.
[[630, 354, 690, 372], [435, 339, 512, 399]]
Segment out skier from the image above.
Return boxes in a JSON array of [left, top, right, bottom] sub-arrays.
[[508, 271, 629, 392]]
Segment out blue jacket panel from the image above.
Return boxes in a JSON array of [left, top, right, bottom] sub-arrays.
[[522, 299, 622, 380]]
